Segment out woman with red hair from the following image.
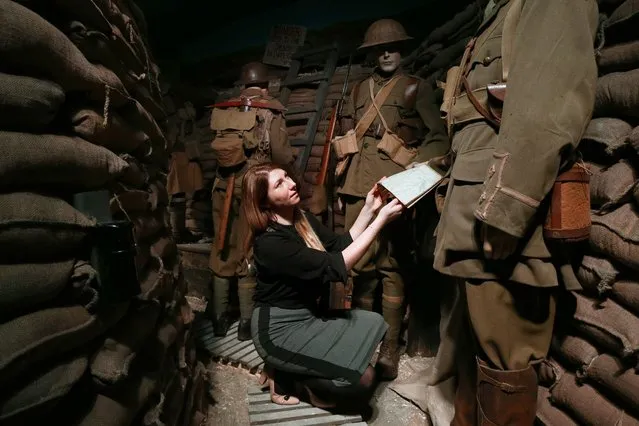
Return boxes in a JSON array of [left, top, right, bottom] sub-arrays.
[[241, 162, 404, 410]]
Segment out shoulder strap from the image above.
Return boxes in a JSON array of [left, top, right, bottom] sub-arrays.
[[354, 76, 401, 140]]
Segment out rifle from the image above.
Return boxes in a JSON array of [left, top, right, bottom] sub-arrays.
[[316, 55, 352, 186]]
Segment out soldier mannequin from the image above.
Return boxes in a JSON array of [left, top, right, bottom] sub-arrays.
[[433, 0, 598, 424], [209, 62, 294, 341], [338, 19, 449, 379]]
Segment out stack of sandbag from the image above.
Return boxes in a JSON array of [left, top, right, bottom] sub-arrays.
[[402, 1, 483, 88], [287, 87, 317, 112], [536, 2, 639, 423], [0, 1, 208, 425]]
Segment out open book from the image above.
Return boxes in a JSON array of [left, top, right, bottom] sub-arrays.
[[378, 163, 445, 209]]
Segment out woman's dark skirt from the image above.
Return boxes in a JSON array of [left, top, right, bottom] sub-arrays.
[[251, 306, 388, 385]]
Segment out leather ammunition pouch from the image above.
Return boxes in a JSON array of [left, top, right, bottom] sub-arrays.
[[543, 163, 591, 242], [332, 129, 359, 160], [378, 131, 417, 168]]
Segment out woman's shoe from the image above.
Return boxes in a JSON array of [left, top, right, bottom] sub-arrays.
[[270, 379, 300, 405], [257, 370, 300, 405]]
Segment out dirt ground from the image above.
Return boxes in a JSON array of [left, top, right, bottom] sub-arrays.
[[205, 355, 434, 426]]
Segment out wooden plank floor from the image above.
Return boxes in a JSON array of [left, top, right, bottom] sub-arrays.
[[247, 386, 365, 426], [194, 317, 265, 373]]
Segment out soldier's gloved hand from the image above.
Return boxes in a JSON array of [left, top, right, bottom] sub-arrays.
[[480, 223, 518, 260]]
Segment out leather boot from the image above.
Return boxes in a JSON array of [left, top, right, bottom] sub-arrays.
[[476, 358, 538, 425], [238, 276, 256, 341], [376, 296, 403, 380], [211, 276, 232, 336], [451, 350, 477, 426], [237, 319, 252, 341]]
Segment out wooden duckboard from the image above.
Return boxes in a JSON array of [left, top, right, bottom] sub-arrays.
[[194, 317, 265, 373], [247, 386, 366, 426]]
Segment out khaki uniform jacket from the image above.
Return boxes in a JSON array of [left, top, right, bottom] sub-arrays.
[[338, 72, 449, 198], [213, 87, 294, 194], [433, 0, 599, 288]]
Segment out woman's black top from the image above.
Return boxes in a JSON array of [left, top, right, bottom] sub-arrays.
[[253, 212, 353, 310]]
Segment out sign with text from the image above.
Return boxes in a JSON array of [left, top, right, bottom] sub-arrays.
[[263, 24, 307, 67]]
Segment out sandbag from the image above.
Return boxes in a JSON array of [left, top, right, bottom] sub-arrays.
[[590, 203, 639, 271], [126, 80, 166, 120], [131, 210, 168, 242], [597, 40, 639, 74], [580, 118, 632, 164], [91, 301, 161, 387], [91, 0, 153, 67], [0, 260, 98, 322], [604, 0, 639, 45], [0, 303, 128, 388], [572, 292, 639, 358], [594, 69, 639, 119], [118, 99, 168, 154], [550, 371, 639, 426], [76, 359, 169, 426], [610, 280, 639, 315], [428, 2, 481, 44], [0, 193, 95, 263], [149, 180, 169, 208], [0, 1, 130, 106], [70, 107, 149, 153], [581, 354, 639, 416], [551, 334, 600, 370], [138, 256, 170, 301], [536, 386, 579, 426], [66, 20, 145, 85], [588, 161, 637, 210], [628, 125, 639, 158], [143, 369, 188, 426], [110, 188, 152, 217], [0, 73, 64, 131], [120, 154, 150, 188], [576, 254, 622, 295], [181, 362, 208, 426], [150, 236, 178, 269], [0, 132, 128, 191], [0, 352, 88, 426]]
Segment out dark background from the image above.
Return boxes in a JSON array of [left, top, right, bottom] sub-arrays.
[[136, 0, 476, 87]]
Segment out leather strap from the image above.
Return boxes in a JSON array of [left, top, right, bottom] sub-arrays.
[[354, 76, 401, 141], [461, 76, 501, 128]]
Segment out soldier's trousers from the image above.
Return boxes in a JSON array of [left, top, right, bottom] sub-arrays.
[[343, 196, 412, 349], [209, 189, 254, 321], [450, 279, 556, 425]]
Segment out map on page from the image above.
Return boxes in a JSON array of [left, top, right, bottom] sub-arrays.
[[378, 163, 445, 208]]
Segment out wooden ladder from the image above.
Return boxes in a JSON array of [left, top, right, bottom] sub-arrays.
[[278, 43, 339, 175]]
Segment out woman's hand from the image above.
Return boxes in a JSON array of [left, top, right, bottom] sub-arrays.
[[364, 178, 386, 215], [377, 198, 404, 224]]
